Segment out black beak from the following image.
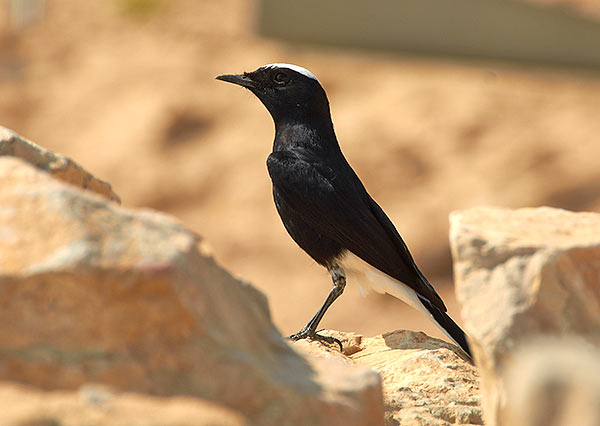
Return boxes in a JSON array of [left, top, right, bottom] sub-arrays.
[[215, 73, 256, 89]]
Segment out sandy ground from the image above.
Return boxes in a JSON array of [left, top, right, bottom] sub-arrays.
[[2, 0, 600, 342]]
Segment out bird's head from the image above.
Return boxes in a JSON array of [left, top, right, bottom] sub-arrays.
[[216, 63, 331, 128]]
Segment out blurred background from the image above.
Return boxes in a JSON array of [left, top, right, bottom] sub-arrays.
[[2, 0, 600, 342]]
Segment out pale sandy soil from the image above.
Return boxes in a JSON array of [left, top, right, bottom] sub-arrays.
[[2, 0, 600, 341]]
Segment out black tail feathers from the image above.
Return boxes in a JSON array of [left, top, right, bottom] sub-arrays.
[[418, 295, 472, 359]]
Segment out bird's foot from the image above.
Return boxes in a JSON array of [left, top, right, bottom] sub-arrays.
[[287, 327, 343, 351]]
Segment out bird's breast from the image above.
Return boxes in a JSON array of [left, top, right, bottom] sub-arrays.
[[272, 187, 344, 266]]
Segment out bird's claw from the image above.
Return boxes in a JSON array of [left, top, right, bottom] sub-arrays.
[[287, 328, 343, 351]]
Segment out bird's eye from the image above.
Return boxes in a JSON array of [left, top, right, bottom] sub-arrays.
[[273, 72, 289, 85]]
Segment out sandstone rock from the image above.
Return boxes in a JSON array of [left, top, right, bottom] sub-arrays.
[[0, 126, 120, 203], [1, 382, 247, 426], [502, 338, 600, 426], [450, 206, 600, 425], [0, 157, 384, 426], [297, 330, 483, 426]]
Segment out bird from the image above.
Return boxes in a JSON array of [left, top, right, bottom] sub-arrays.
[[216, 63, 472, 358]]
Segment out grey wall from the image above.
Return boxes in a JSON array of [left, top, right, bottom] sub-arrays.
[[258, 0, 600, 68]]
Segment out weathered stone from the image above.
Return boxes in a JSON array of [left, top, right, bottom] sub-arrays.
[[1, 382, 247, 426], [297, 330, 483, 426], [450, 206, 600, 425], [0, 157, 384, 426], [502, 338, 600, 426], [0, 126, 120, 203]]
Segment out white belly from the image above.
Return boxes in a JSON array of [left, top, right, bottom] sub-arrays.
[[337, 251, 424, 312]]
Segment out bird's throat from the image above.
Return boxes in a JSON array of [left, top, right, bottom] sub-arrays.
[[273, 121, 337, 153]]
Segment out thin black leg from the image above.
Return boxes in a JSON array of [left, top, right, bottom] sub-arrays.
[[288, 265, 346, 350]]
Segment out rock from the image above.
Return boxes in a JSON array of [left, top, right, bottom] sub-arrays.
[[0, 156, 384, 426], [297, 330, 483, 426], [450, 206, 600, 425], [0, 126, 120, 203], [1, 382, 247, 426], [501, 338, 600, 426]]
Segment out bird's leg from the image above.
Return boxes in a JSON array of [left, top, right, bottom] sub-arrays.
[[288, 264, 346, 350]]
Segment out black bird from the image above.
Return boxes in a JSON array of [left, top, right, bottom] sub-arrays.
[[216, 63, 471, 358]]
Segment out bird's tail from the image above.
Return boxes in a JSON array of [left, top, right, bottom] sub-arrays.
[[417, 294, 472, 359], [340, 253, 472, 358]]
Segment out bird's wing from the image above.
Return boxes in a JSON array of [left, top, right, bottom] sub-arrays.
[[267, 149, 446, 311]]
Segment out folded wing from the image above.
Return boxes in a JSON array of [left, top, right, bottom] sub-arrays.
[[267, 149, 446, 311]]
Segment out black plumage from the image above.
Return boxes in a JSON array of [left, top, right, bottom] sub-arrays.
[[217, 63, 471, 358]]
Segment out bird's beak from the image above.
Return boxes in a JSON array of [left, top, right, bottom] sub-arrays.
[[215, 73, 257, 89]]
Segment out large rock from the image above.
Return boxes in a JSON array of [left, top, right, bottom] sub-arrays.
[[296, 330, 483, 426], [1, 382, 247, 426], [0, 156, 384, 426], [450, 206, 600, 425], [0, 126, 120, 203]]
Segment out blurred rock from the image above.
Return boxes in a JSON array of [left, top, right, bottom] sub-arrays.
[[1, 382, 247, 426], [0, 126, 120, 203], [502, 338, 600, 426], [296, 330, 482, 426], [450, 206, 600, 425], [0, 156, 384, 426]]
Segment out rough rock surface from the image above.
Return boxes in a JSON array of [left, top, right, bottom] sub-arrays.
[[502, 338, 600, 426], [450, 206, 600, 425], [296, 330, 482, 426], [0, 156, 384, 426], [0, 126, 120, 203], [1, 382, 247, 426]]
